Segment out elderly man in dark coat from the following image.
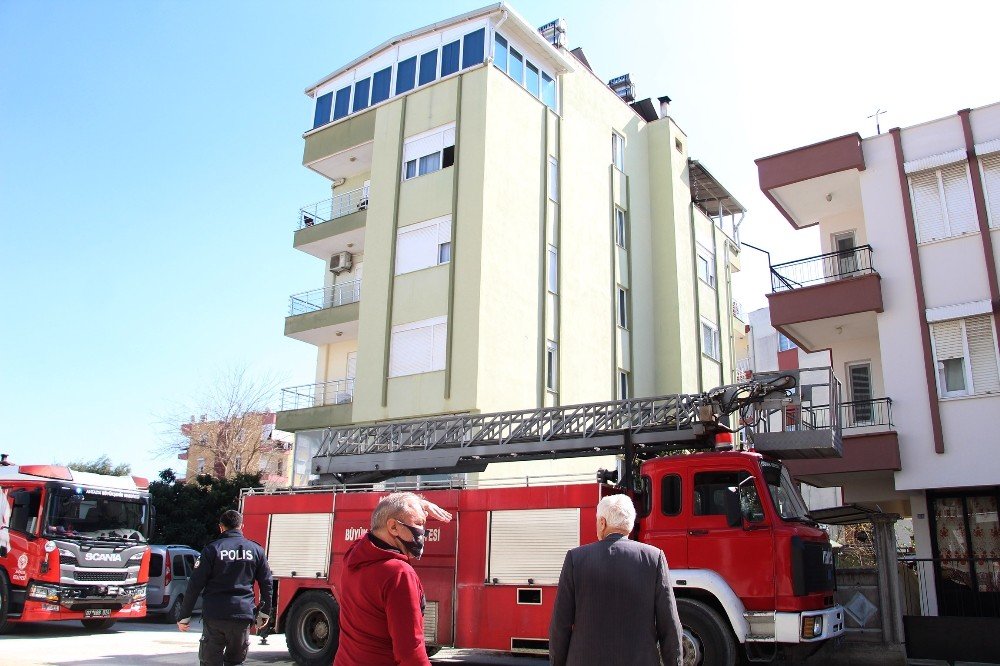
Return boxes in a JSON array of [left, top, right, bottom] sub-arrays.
[[549, 493, 683, 666]]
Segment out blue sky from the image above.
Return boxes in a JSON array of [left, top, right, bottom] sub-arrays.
[[2, 0, 997, 479]]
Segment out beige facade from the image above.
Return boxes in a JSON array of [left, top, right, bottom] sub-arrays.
[[179, 414, 293, 488], [279, 4, 744, 481]]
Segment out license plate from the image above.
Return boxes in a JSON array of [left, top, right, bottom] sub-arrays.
[[84, 609, 112, 618]]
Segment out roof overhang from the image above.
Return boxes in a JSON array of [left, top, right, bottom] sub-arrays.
[[304, 2, 575, 98], [689, 159, 746, 218], [755, 133, 865, 229]]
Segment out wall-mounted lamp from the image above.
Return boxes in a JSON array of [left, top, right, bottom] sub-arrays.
[[826, 193, 833, 202]]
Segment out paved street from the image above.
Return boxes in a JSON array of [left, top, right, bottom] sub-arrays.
[[0, 618, 546, 666]]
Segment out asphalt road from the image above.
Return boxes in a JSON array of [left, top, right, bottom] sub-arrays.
[[0, 617, 547, 666]]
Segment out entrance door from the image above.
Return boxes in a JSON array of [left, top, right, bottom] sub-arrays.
[[930, 490, 1000, 616], [833, 231, 857, 278], [847, 362, 873, 425]]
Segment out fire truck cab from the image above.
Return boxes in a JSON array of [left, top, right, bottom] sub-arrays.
[[0, 458, 152, 632]]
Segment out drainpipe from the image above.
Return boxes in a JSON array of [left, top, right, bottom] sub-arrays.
[[489, 10, 509, 63]]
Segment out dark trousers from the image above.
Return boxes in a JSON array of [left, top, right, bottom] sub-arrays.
[[199, 617, 251, 666]]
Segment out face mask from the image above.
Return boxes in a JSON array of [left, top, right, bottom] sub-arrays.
[[394, 522, 426, 559]]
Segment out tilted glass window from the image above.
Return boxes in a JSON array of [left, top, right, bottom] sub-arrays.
[[333, 86, 351, 120], [462, 28, 485, 69], [441, 40, 461, 77], [352, 78, 370, 113], [371, 67, 392, 105], [419, 49, 438, 86], [396, 56, 417, 95], [494, 33, 508, 72], [313, 92, 333, 129]]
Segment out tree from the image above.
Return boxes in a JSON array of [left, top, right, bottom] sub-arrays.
[[67, 455, 132, 476], [149, 467, 264, 549], [158, 365, 283, 479]]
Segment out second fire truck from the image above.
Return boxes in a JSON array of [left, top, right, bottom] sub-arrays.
[[242, 368, 846, 665]]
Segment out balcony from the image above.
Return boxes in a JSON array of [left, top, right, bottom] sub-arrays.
[[767, 246, 883, 352], [782, 398, 901, 488], [293, 187, 368, 259], [285, 281, 361, 345], [276, 379, 354, 432], [303, 108, 376, 182]]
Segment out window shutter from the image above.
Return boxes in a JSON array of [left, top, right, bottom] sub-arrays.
[[487, 509, 579, 584], [981, 154, 1000, 229], [403, 124, 455, 163], [389, 326, 433, 377], [442, 126, 456, 149], [396, 224, 438, 274], [941, 163, 977, 236], [932, 320, 965, 360], [966, 315, 1000, 394], [267, 514, 333, 578], [431, 322, 448, 371], [437, 217, 452, 244], [910, 171, 946, 243]]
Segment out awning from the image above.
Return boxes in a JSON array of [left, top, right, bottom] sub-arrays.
[[809, 503, 899, 525]]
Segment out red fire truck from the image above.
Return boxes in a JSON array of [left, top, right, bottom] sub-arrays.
[[0, 457, 152, 632], [242, 368, 846, 665]]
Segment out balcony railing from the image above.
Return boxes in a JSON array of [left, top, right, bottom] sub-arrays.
[[735, 357, 753, 380], [280, 379, 355, 411], [793, 397, 893, 430], [298, 186, 369, 230], [288, 280, 361, 316], [732, 300, 747, 322], [770, 245, 875, 292]]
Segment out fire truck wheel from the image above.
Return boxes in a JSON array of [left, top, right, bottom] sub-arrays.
[[0, 569, 10, 634], [81, 618, 117, 632], [677, 598, 737, 666], [286, 591, 339, 665]]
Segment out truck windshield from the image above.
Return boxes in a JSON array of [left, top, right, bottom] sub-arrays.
[[759, 460, 810, 521], [44, 486, 149, 542]]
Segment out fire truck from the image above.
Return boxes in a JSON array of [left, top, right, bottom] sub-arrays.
[[241, 368, 847, 665], [0, 457, 152, 632]]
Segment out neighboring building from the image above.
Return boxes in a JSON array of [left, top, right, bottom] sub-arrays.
[[179, 413, 293, 488], [754, 102, 1000, 622], [278, 3, 746, 480]]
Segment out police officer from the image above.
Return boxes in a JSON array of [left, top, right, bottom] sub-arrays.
[[177, 510, 273, 666]]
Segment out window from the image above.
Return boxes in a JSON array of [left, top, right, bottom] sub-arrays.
[[494, 33, 508, 72], [333, 86, 351, 121], [149, 553, 163, 578], [777, 334, 797, 352], [419, 49, 438, 86], [546, 340, 558, 391], [696, 246, 716, 288], [702, 320, 721, 361], [909, 164, 977, 243], [509, 47, 524, 84], [661, 475, 681, 516], [612, 132, 625, 170], [371, 67, 392, 105], [547, 246, 558, 293], [441, 40, 461, 77], [196, 458, 205, 474], [462, 28, 485, 69], [402, 124, 456, 180], [395, 216, 452, 275], [525, 62, 540, 97], [313, 92, 333, 129], [931, 315, 1000, 398], [694, 471, 762, 520], [548, 157, 558, 202], [541, 72, 556, 109], [389, 316, 448, 377], [395, 56, 417, 95], [173, 554, 186, 578], [982, 153, 1000, 229], [234, 455, 242, 472], [847, 362, 873, 424], [615, 208, 627, 248], [352, 78, 370, 113], [619, 370, 630, 400], [617, 287, 628, 329]]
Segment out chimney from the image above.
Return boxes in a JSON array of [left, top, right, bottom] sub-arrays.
[[658, 96, 672, 117]]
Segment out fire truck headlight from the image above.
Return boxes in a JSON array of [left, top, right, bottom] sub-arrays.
[[801, 615, 823, 639], [28, 583, 61, 603], [130, 585, 147, 601]]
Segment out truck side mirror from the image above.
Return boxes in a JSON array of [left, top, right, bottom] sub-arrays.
[[724, 488, 742, 528], [9, 488, 42, 535]]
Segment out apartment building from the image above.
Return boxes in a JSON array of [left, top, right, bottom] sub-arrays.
[[754, 102, 1000, 625], [179, 413, 293, 488], [277, 3, 745, 481]]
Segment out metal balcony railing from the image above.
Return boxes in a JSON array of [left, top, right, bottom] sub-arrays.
[[770, 245, 875, 292], [792, 398, 893, 430], [298, 186, 369, 230], [732, 300, 747, 322], [735, 357, 753, 380], [288, 280, 361, 316], [899, 557, 1000, 618], [280, 379, 355, 411]]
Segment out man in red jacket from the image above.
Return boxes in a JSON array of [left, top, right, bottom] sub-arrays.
[[335, 492, 451, 666]]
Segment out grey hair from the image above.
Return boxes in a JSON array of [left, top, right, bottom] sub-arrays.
[[371, 492, 424, 531], [597, 494, 636, 532]]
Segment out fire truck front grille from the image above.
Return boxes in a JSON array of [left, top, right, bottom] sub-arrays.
[[60, 555, 76, 565], [75, 570, 129, 582]]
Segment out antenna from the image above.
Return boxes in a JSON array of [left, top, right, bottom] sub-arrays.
[[867, 108, 886, 135]]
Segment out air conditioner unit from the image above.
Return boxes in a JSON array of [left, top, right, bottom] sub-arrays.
[[330, 251, 353, 274]]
